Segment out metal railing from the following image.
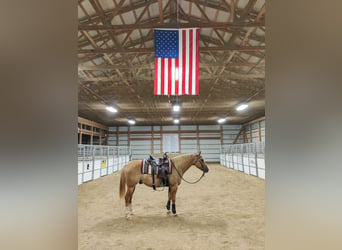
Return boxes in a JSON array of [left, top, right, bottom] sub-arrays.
[[78, 144, 131, 185], [220, 142, 265, 179]]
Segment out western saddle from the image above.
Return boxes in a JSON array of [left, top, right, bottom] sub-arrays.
[[147, 153, 170, 190]]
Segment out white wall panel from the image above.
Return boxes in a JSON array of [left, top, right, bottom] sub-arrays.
[[181, 140, 197, 145], [153, 126, 161, 131], [130, 140, 151, 146], [162, 125, 178, 131], [107, 123, 257, 163], [181, 125, 197, 130], [130, 134, 151, 139], [130, 139, 151, 159], [180, 133, 197, 137], [199, 125, 220, 130], [222, 124, 241, 129], [130, 126, 151, 131], [118, 126, 128, 131]]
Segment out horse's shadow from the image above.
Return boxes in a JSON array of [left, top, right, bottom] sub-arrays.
[[91, 213, 226, 233]]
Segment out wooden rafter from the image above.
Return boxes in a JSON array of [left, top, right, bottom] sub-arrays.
[[78, 20, 264, 30], [78, 62, 265, 70], [77, 0, 266, 126], [78, 45, 265, 54], [79, 72, 264, 82]]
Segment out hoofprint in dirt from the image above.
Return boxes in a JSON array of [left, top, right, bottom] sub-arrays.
[[78, 163, 265, 250]]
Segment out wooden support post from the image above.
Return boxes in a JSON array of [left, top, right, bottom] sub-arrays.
[[243, 127, 247, 143], [249, 124, 252, 142], [116, 127, 119, 146], [220, 125, 223, 145], [151, 126, 154, 154], [258, 121, 262, 142], [233, 126, 244, 144], [79, 125, 82, 144], [90, 126, 93, 145], [128, 126, 130, 147], [196, 125, 200, 152], [178, 125, 181, 153], [160, 126, 163, 153]]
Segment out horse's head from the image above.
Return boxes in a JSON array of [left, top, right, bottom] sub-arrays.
[[193, 151, 209, 173]]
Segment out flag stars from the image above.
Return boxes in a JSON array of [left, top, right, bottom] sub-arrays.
[[154, 29, 179, 58]]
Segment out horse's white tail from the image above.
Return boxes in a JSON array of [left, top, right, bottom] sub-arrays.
[[119, 169, 126, 199]]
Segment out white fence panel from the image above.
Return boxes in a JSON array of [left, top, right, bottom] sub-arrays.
[[78, 145, 131, 185], [221, 142, 265, 179]]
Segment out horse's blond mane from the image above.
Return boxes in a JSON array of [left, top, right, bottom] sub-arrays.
[[171, 153, 195, 166]]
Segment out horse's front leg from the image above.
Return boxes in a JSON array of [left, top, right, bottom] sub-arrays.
[[170, 185, 178, 216], [166, 187, 171, 213]]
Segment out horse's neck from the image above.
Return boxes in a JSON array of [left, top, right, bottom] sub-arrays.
[[174, 155, 194, 175]]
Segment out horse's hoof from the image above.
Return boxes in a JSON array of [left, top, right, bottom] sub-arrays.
[[173, 213, 177, 217], [126, 215, 132, 220], [166, 210, 171, 214]]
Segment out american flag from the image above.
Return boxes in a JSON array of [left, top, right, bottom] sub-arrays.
[[154, 28, 199, 95]]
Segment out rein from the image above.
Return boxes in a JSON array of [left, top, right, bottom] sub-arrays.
[[172, 158, 206, 184]]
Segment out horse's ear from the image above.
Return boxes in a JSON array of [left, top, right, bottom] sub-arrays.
[[198, 151, 201, 156]]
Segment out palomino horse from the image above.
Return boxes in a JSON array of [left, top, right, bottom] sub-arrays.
[[119, 152, 209, 218]]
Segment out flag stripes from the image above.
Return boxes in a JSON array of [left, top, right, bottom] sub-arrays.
[[154, 28, 199, 95]]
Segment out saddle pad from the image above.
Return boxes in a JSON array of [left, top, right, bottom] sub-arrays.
[[141, 159, 172, 175]]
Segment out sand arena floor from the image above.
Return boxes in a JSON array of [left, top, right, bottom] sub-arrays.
[[78, 163, 265, 250]]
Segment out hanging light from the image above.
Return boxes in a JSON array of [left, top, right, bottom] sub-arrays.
[[106, 106, 117, 113], [236, 103, 248, 111], [173, 103, 180, 112], [128, 118, 135, 125], [174, 118, 180, 124], [218, 118, 226, 124]]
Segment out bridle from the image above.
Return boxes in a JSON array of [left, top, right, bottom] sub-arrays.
[[172, 154, 208, 184], [195, 155, 207, 170]]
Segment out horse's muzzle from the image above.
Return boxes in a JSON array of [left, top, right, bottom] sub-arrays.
[[203, 166, 209, 173]]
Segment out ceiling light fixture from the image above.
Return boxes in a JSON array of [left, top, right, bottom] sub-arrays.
[[218, 118, 226, 124], [106, 106, 117, 113], [236, 103, 248, 111], [128, 119, 135, 125], [173, 104, 180, 112], [174, 119, 180, 124]]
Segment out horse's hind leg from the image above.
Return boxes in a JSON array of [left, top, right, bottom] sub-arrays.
[[125, 185, 136, 219], [128, 185, 136, 215], [166, 187, 171, 213]]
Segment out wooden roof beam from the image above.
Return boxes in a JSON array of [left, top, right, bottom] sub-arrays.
[[78, 20, 264, 30], [78, 45, 265, 54], [78, 62, 265, 71], [80, 73, 264, 82], [79, 0, 159, 25]]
